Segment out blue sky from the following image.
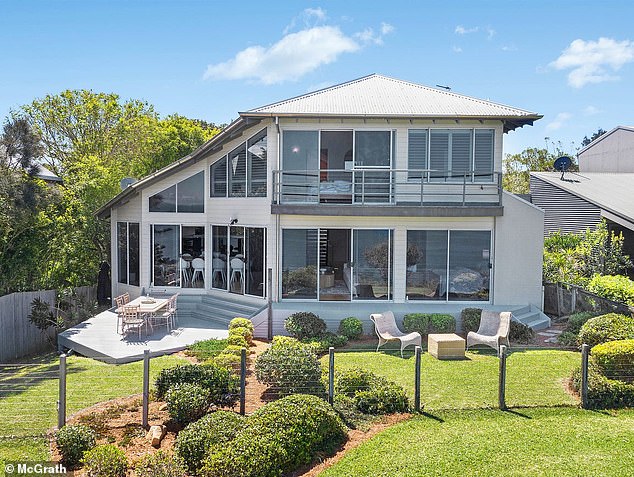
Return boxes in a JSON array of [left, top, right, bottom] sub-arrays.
[[1, 0, 633, 155]]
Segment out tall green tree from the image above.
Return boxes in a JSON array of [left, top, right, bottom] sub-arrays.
[[9, 90, 220, 291], [581, 128, 607, 147]]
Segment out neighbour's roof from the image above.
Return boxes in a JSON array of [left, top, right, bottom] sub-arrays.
[[530, 172, 634, 227], [244, 74, 541, 132], [97, 74, 542, 218], [577, 125, 634, 156], [33, 164, 63, 183]]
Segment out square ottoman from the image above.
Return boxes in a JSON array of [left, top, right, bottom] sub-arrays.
[[428, 333, 466, 359]]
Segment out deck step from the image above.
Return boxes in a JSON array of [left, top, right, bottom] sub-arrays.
[[512, 306, 551, 331]]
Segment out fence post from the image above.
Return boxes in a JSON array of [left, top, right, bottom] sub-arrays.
[[581, 344, 589, 409], [414, 345, 421, 413], [58, 353, 67, 429], [571, 287, 577, 313], [142, 349, 150, 428], [328, 347, 335, 405], [498, 345, 507, 411], [267, 268, 273, 341], [240, 347, 247, 416]]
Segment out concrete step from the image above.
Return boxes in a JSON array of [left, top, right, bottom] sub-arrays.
[[513, 307, 551, 331]]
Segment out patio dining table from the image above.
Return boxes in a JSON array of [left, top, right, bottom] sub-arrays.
[[116, 296, 169, 315]]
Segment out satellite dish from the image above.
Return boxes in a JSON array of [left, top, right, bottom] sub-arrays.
[[554, 156, 572, 172], [120, 177, 136, 190]]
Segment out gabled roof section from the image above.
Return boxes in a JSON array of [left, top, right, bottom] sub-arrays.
[[243, 74, 541, 132], [577, 125, 634, 156]]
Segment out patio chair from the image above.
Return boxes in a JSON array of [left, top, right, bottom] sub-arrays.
[[370, 311, 422, 358], [466, 310, 511, 354], [121, 305, 146, 340], [191, 258, 205, 286], [153, 294, 178, 332]]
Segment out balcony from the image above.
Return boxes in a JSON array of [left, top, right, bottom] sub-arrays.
[[271, 169, 503, 217]]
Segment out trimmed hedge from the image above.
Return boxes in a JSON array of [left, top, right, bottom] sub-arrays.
[[227, 333, 249, 348], [558, 312, 599, 346], [55, 424, 96, 467], [573, 362, 634, 408], [592, 339, 634, 382], [403, 313, 456, 335], [200, 394, 347, 477], [228, 326, 253, 346], [338, 317, 363, 340], [229, 317, 254, 334], [461, 308, 482, 333], [175, 411, 246, 473], [166, 383, 211, 425], [255, 339, 325, 396], [134, 451, 187, 477], [284, 312, 327, 339], [154, 363, 239, 407], [333, 368, 410, 415], [577, 313, 634, 348], [587, 274, 634, 306]]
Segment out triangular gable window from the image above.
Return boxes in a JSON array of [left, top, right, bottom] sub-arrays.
[[149, 171, 204, 213]]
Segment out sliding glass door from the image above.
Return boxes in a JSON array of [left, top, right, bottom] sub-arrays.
[[152, 225, 180, 287]]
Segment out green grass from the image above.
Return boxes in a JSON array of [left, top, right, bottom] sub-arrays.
[[324, 348, 580, 409], [321, 408, 634, 477], [0, 353, 187, 466]]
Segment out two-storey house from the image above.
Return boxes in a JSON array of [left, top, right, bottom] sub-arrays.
[[97, 74, 548, 337]]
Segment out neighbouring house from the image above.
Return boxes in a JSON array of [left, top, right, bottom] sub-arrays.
[[96, 74, 549, 337], [578, 126, 634, 172]]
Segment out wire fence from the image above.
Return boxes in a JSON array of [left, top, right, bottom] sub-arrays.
[[543, 282, 633, 318], [0, 343, 591, 449]]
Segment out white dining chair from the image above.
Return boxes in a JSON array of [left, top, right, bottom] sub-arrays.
[[180, 258, 192, 287], [191, 258, 205, 286], [230, 258, 245, 292], [212, 258, 227, 288]]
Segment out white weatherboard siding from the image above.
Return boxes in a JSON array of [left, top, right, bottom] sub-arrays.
[[493, 192, 544, 308], [578, 127, 634, 173]]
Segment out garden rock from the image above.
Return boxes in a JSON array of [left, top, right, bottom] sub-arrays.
[[146, 425, 166, 447]]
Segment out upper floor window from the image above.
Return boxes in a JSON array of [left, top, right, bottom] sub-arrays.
[[149, 171, 204, 213], [408, 129, 494, 181], [210, 128, 268, 198]]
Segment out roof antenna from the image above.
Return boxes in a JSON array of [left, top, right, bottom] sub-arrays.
[[436, 84, 451, 91], [553, 156, 573, 181]]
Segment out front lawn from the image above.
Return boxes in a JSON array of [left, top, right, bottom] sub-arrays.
[[0, 353, 188, 465], [321, 407, 634, 477], [325, 348, 579, 409]]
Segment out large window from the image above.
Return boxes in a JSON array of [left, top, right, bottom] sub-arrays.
[[281, 228, 392, 301], [211, 225, 266, 297], [408, 129, 494, 181], [210, 128, 268, 198], [152, 225, 180, 287], [117, 222, 139, 286], [406, 230, 491, 301], [149, 171, 204, 213]]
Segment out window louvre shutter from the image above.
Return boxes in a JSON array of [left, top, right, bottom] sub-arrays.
[[474, 129, 494, 182], [430, 131, 449, 180], [211, 157, 227, 197], [408, 130, 427, 180], [450, 130, 472, 178]]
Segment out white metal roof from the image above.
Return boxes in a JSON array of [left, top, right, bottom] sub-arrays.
[[243, 74, 541, 130], [530, 172, 634, 227]]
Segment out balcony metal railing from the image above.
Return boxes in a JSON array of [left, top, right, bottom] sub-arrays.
[[272, 169, 502, 207]]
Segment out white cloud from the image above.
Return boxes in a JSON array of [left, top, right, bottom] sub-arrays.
[[283, 7, 327, 34], [203, 26, 360, 84], [501, 45, 517, 52], [455, 25, 478, 35], [452, 46, 463, 53], [486, 27, 496, 39], [583, 105, 601, 116], [550, 37, 634, 88], [355, 22, 395, 45], [546, 112, 572, 131]]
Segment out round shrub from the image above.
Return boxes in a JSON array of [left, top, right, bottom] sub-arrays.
[[255, 340, 325, 396], [334, 368, 375, 397], [461, 308, 482, 333], [154, 363, 239, 406], [175, 411, 246, 473], [82, 444, 127, 477], [578, 313, 634, 348], [55, 424, 96, 467], [509, 320, 535, 344], [227, 333, 249, 348], [428, 314, 456, 333], [212, 353, 241, 373], [338, 317, 363, 340], [566, 312, 599, 335], [221, 344, 246, 357], [587, 274, 634, 306], [354, 380, 410, 414], [135, 451, 187, 477], [271, 335, 303, 349], [200, 394, 347, 477], [166, 383, 211, 425], [572, 362, 634, 408], [229, 317, 254, 334], [228, 326, 253, 346], [284, 311, 326, 339], [592, 339, 634, 382]]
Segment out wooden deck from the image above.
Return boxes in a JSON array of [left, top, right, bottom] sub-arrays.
[[58, 309, 228, 364]]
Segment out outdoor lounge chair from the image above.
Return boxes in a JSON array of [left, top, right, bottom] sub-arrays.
[[466, 310, 511, 354], [370, 311, 422, 358]]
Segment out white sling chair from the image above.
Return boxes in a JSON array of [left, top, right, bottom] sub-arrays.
[[370, 311, 422, 358], [466, 310, 511, 354]]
